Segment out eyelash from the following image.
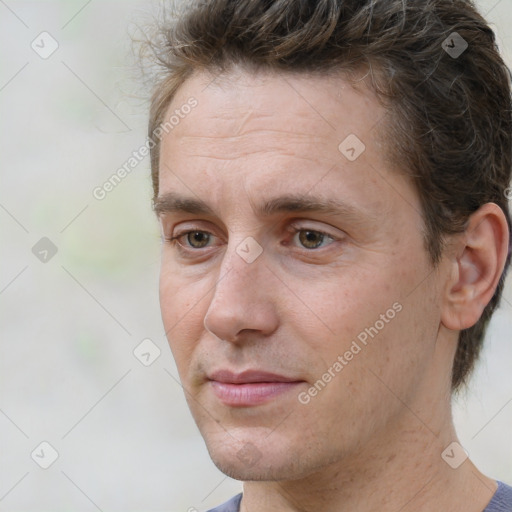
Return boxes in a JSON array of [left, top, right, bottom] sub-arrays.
[[164, 226, 338, 255]]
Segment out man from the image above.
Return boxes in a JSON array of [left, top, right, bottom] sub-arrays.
[[147, 0, 512, 510]]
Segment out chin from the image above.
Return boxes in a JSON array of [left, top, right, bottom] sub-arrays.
[[211, 457, 275, 481], [203, 431, 318, 482], [209, 449, 297, 481]]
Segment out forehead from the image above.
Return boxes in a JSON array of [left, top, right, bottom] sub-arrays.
[[156, 67, 418, 224], [166, 67, 381, 144]]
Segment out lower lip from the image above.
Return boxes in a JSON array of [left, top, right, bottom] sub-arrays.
[[209, 381, 302, 407]]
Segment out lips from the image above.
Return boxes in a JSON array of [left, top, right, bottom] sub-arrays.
[[208, 369, 301, 384], [207, 370, 304, 407]]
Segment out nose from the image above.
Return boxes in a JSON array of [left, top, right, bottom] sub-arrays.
[[203, 240, 279, 344]]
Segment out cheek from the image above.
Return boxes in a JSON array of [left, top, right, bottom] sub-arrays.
[[159, 266, 208, 368], [295, 299, 420, 449], [296, 273, 395, 347], [159, 257, 208, 322], [293, 262, 429, 385], [318, 276, 439, 415]]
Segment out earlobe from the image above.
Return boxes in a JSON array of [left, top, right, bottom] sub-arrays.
[[441, 203, 509, 332]]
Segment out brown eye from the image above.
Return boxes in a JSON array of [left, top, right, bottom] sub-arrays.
[[296, 230, 332, 249], [298, 230, 324, 249], [186, 231, 211, 248]]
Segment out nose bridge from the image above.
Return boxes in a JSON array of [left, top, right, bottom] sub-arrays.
[[217, 232, 266, 291], [203, 235, 275, 341], [209, 235, 264, 312], [218, 244, 257, 293]]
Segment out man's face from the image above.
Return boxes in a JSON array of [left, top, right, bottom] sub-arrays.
[[157, 68, 447, 481]]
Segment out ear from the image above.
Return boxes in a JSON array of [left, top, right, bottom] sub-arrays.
[[441, 202, 510, 332]]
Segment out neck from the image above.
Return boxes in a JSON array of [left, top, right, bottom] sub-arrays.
[[241, 394, 496, 512]]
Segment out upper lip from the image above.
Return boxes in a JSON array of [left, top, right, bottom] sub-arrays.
[[207, 369, 303, 384]]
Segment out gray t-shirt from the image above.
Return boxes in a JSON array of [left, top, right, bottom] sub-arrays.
[[207, 481, 512, 511]]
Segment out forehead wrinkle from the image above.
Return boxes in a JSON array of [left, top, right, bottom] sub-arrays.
[[172, 131, 334, 163], [176, 129, 328, 143]]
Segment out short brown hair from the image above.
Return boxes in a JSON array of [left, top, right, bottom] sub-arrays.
[[144, 0, 512, 391]]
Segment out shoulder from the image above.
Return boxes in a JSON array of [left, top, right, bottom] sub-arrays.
[[205, 493, 243, 512], [484, 481, 512, 512]]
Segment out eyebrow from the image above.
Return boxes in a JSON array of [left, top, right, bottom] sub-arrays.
[[153, 191, 373, 225]]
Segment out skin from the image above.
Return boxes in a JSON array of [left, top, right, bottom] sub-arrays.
[[155, 66, 509, 512]]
